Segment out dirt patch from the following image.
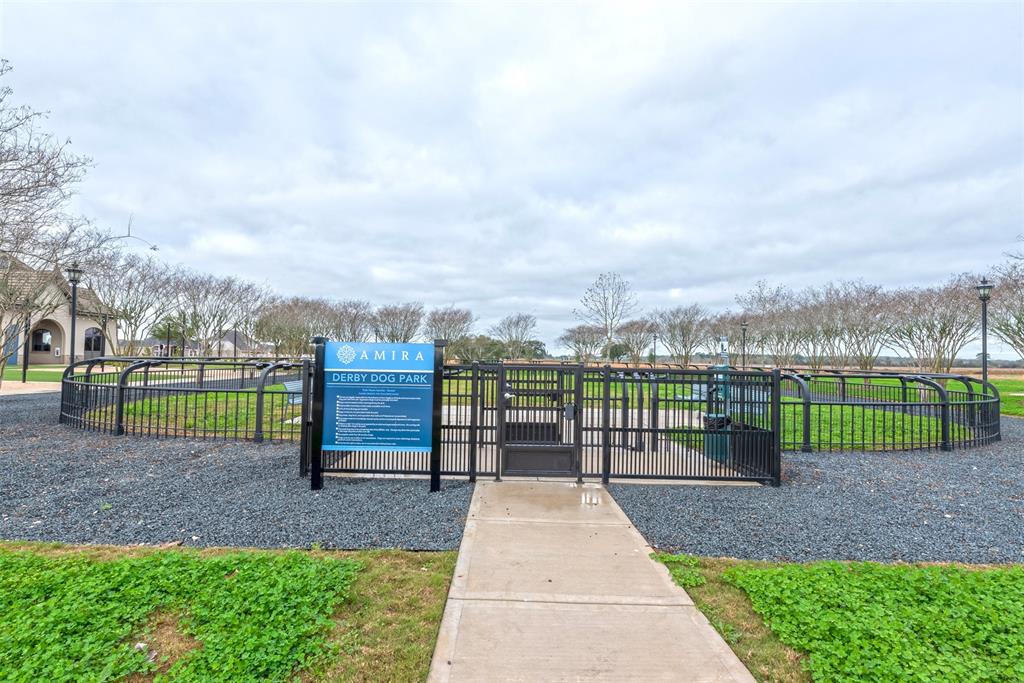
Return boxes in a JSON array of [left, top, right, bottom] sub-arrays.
[[124, 611, 202, 681]]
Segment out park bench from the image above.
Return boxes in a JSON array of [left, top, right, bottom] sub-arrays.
[[281, 380, 304, 405]]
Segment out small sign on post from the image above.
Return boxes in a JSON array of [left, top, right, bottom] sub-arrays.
[[309, 338, 444, 492]]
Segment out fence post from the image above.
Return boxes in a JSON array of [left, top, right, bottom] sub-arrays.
[[114, 360, 149, 436], [469, 362, 479, 483], [299, 358, 311, 478], [914, 376, 952, 451], [782, 373, 813, 453], [602, 366, 611, 485], [253, 362, 282, 443], [310, 337, 327, 490], [495, 363, 506, 481], [651, 371, 659, 451], [429, 340, 446, 493], [771, 369, 782, 486]]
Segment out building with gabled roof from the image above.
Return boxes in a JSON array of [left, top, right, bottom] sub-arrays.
[[1, 254, 118, 367]]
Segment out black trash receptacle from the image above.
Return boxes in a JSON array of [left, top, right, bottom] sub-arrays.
[[703, 414, 731, 462]]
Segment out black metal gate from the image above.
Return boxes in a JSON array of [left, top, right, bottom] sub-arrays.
[[302, 362, 782, 486], [497, 365, 583, 477]]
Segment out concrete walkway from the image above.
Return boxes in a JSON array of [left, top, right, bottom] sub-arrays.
[[428, 481, 755, 682]]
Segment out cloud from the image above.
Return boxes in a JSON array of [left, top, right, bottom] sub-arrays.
[[1, 1, 1020, 355]]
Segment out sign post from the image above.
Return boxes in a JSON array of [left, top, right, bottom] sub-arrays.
[[430, 340, 446, 492], [310, 337, 327, 490], [310, 338, 441, 492]]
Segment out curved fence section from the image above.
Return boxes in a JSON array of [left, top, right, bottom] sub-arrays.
[[60, 357, 305, 442], [778, 371, 1000, 451], [60, 359, 1000, 455]]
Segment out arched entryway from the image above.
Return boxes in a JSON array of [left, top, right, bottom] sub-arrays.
[[28, 320, 65, 365], [84, 327, 105, 359]]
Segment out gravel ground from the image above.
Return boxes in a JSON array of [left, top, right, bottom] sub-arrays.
[[611, 419, 1024, 564], [0, 392, 472, 550]]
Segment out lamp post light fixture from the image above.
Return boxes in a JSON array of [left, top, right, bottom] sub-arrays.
[[652, 333, 658, 366], [740, 320, 748, 370], [976, 277, 994, 385], [65, 262, 83, 366]]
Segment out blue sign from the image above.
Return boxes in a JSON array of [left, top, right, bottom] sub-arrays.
[[321, 342, 435, 452]]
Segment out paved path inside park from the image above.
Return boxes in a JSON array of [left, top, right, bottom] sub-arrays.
[[0, 381, 60, 396], [428, 481, 754, 682]]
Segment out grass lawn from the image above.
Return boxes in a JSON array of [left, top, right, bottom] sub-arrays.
[[655, 554, 1024, 683], [990, 378, 1024, 417], [0, 542, 455, 682], [115, 384, 302, 439], [777, 398, 955, 450], [2, 366, 67, 382]]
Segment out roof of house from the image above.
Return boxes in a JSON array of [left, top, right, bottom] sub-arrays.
[[1, 253, 113, 317]]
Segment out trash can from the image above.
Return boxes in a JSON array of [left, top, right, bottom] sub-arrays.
[[703, 413, 731, 462]]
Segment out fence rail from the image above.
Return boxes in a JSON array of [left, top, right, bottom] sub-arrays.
[[60, 358, 999, 484]]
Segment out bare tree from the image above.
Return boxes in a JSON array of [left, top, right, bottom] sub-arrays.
[[372, 302, 424, 343], [615, 318, 657, 366], [0, 61, 114, 386], [991, 260, 1024, 359], [888, 275, 978, 373], [86, 251, 179, 355], [654, 304, 710, 367], [702, 312, 746, 363], [490, 312, 536, 360], [252, 296, 333, 356], [836, 281, 894, 371], [423, 305, 475, 360], [737, 281, 804, 367], [557, 324, 604, 363], [329, 299, 374, 342], [227, 281, 273, 355], [574, 272, 637, 359]]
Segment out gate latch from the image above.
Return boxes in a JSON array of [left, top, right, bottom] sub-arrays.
[[563, 403, 576, 421]]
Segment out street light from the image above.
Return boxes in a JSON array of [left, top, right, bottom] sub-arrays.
[[740, 320, 748, 370], [652, 333, 658, 366], [976, 277, 993, 384], [65, 262, 83, 366]]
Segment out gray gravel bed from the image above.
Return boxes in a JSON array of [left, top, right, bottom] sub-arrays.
[[1, 393, 472, 550], [610, 419, 1023, 564]]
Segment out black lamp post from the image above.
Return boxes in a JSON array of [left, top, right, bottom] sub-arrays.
[[652, 333, 658, 366], [65, 262, 83, 366], [740, 320, 748, 369], [21, 298, 30, 383], [976, 277, 993, 384]]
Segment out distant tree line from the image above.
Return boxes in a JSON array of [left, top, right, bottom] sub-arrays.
[[561, 267, 1024, 373]]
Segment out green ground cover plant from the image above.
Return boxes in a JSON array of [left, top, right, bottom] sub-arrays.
[[0, 546, 359, 682], [655, 554, 1024, 683], [725, 561, 1024, 682], [0, 543, 456, 682]]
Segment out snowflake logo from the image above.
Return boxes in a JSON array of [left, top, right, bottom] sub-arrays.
[[336, 344, 357, 365]]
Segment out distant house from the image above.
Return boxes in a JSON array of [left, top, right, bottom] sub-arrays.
[[2, 256, 117, 367], [131, 331, 269, 359], [132, 337, 204, 358], [209, 329, 266, 357]]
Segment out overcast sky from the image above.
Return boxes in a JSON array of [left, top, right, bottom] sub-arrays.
[[1, 2, 1022, 356]]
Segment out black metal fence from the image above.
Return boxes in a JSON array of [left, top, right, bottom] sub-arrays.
[[60, 357, 305, 442], [779, 371, 1000, 452], [316, 364, 782, 485], [60, 358, 1000, 486]]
